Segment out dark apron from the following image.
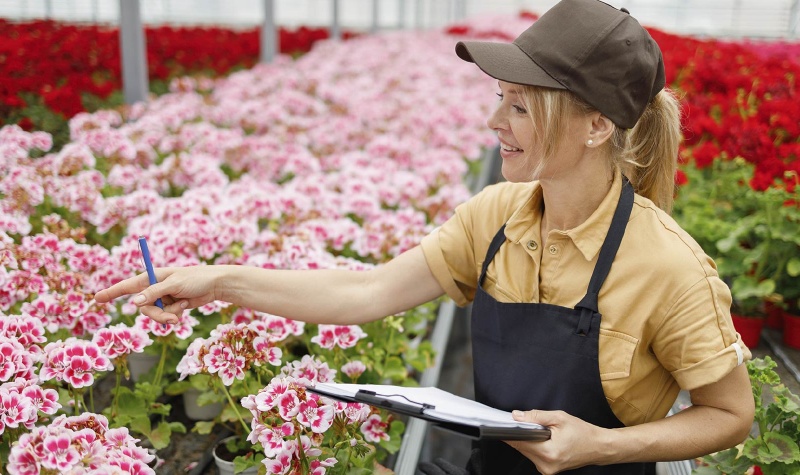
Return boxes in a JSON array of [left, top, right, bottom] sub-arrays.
[[469, 180, 655, 474]]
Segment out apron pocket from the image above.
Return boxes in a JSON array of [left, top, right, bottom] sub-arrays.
[[599, 329, 638, 380]]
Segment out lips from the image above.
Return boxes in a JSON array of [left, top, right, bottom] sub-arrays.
[[500, 141, 523, 153]]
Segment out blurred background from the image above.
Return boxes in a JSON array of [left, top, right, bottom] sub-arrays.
[[1, 0, 798, 38]]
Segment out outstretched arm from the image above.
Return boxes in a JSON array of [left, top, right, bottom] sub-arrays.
[[94, 245, 445, 326]]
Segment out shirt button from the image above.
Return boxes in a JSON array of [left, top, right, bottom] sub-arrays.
[[526, 240, 538, 251], [549, 245, 558, 254]]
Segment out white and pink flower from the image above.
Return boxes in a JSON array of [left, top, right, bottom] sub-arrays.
[[310, 324, 368, 350]]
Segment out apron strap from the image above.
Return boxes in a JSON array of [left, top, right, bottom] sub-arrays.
[[478, 225, 508, 287], [575, 179, 634, 335]]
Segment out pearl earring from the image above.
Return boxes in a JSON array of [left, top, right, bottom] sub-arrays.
[[587, 139, 594, 146]]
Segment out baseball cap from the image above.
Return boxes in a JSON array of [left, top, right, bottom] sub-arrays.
[[455, 0, 665, 129]]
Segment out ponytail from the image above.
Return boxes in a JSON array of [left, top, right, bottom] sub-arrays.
[[613, 89, 681, 214]]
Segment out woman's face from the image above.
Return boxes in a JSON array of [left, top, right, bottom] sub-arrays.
[[487, 81, 588, 183], [487, 81, 539, 183]]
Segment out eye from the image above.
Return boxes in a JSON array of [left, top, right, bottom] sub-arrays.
[[496, 92, 504, 101], [513, 105, 527, 114]]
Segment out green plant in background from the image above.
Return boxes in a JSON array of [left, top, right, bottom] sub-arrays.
[[673, 157, 800, 317], [694, 356, 800, 474]]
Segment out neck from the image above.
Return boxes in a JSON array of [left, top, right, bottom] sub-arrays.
[[539, 166, 615, 235]]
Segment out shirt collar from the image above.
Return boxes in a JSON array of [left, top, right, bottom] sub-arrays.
[[503, 169, 624, 261]]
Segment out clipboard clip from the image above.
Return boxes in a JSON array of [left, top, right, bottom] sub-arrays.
[[355, 390, 435, 414]]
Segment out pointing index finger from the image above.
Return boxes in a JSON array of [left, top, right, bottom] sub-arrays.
[[94, 273, 150, 304]]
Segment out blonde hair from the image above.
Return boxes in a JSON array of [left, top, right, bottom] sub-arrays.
[[519, 86, 681, 213]]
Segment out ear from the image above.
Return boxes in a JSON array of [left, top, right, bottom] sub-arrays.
[[586, 112, 615, 147]]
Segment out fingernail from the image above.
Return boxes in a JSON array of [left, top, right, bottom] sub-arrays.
[[169, 319, 178, 325], [179, 301, 188, 309], [512, 410, 523, 419], [134, 294, 145, 304]]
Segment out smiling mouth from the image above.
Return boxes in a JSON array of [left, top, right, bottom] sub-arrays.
[[501, 143, 523, 152]]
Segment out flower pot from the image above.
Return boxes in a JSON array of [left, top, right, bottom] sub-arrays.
[[765, 302, 784, 330], [127, 352, 160, 382], [782, 312, 800, 350], [182, 389, 223, 421], [213, 436, 259, 475], [731, 314, 764, 349]]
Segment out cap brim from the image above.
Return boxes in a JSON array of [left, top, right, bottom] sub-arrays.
[[456, 41, 565, 90]]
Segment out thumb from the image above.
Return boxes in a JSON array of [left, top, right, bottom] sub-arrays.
[[512, 409, 561, 426]]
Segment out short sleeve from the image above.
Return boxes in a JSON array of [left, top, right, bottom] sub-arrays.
[[652, 276, 752, 391], [420, 204, 479, 307]]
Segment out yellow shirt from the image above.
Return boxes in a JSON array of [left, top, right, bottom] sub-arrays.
[[420, 172, 750, 427]]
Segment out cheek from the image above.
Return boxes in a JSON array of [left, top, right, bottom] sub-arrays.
[[510, 118, 535, 149]]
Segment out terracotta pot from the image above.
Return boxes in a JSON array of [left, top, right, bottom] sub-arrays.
[[731, 314, 765, 349], [782, 312, 800, 350], [765, 301, 784, 330]]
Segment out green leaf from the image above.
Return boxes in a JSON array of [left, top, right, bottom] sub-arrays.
[[117, 392, 146, 418], [165, 380, 193, 396], [732, 276, 776, 301], [148, 421, 172, 450], [380, 356, 408, 382], [787, 258, 800, 277], [192, 420, 216, 435], [196, 390, 223, 407], [233, 453, 262, 474], [130, 415, 152, 436], [379, 420, 406, 454], [742, 433, 800, 464], [168, 421, 187, 434]]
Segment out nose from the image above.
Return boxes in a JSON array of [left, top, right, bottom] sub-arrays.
[[486, 104, 507, 131]]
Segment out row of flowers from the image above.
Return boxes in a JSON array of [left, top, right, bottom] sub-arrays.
[[0, 18, 358, 152], [0, 14, 521, 474]]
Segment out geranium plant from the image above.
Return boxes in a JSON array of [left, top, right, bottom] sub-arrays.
[[694, 356, 800, 474]]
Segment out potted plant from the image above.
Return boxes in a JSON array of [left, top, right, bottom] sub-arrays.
[[694, 356, 800, 474], [674, 157, 775, 348]]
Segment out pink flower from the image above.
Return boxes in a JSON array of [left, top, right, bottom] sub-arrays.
[[21, 384, 61, 416], [41, 434, 80, 471], [263, 448, 292, 475], [341, 360, 366, 380], [0, 388, 36, 433], [203, 344, 246, 386], [296, 397, 335, 433], [257, 422, 294, 457], [277, 390, 301, 420], [360, 414, 390, 444], [92, 323, 153, 359], [337, 402, 371, 424], [280, 355, 336, 384], [39, 339, 113, 388], [310, 324, 367, 350]]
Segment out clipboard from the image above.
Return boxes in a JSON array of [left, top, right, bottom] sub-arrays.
[[308, 382, 551, 441]]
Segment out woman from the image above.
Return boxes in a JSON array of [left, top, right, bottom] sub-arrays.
[[95, 0, 755, 473]]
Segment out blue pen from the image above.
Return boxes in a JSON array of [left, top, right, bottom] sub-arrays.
[[138, 236, 166, 328]]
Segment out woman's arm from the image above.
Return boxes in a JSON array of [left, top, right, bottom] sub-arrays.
[[507, 364, 754, 474], [94, 246, 445, 326]]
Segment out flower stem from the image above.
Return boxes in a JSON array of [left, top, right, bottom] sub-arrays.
[[113, 367, 123, 418], [220, 382, 250, 435], [89, 384, 95, 413], [153, 342, 168, 387]]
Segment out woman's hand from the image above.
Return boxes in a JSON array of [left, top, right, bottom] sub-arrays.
[[505, 409, 610, 475], [94, 265, 225, 325]]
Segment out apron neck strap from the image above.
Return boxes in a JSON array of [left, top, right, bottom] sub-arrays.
[[479, 224, 508, 286], [575, 178, 635, 313]]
